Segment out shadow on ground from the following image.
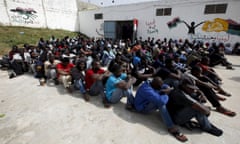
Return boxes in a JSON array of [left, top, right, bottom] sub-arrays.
[[229, 76, 240, 82], [111, 101, 203, 137]]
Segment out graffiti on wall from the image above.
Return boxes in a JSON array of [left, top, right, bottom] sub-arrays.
[[202, 18, 240, 36], [96, 23, 104, 37], [145, 19, 158, 34], [167, 17, 240, 37], [10, 7, 39, 24], [190, 33, 230, 42], [167, 17, 204, 34], [167, 17, 181, 28]]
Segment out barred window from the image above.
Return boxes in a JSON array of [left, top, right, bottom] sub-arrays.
[[204, 4, 227, 14], [94, 13, 103, 20], [156, 8, 172, 16]]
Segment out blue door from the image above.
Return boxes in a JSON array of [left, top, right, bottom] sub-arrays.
[[104, 21, 116, 39]]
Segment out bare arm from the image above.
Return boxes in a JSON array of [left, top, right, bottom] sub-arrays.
[[181, 20, 190, 28], [136, 65, 156, 79], [192, 102, 210, 116], [195, 78, 218, 89], [57, 69, 70, 75], [194, 21, 205, 28], [116, 76, 136, 90], [92, 71, 111, 81], [169, 69, 182, 80]]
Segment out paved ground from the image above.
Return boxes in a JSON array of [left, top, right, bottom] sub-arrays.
[[0, 55, 240, 144]]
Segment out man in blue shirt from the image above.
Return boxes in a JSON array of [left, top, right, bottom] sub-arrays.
[[133, 77, 187, 142], [105, 64, 136, 108]]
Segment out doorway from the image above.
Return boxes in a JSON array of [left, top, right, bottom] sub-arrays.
[[104, 20, 135, 41]]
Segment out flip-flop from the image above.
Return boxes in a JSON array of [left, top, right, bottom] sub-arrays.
[[218, 91, 231, 97], [216, 95, 226, 101], [168, 129, 188, 142], [180, 121, 201, 131], [216, 108, 236, 117]]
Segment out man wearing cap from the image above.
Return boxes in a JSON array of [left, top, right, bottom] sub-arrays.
[[133, 77, 188, 142], [167, 76, 223, 136]]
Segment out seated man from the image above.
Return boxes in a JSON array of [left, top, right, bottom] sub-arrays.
[[105, 64, 136, 108], [8, 45, 25, 78], [156, 58, 182, 88], [71, 60, 89, 101], [198, 56, 223, 85], [44, 54, 60, 83], [131, 57, 156, 86], [101, 46, 115, 66], [190, 66, 236, 117], [167, 76, 223, 136], [56, 57, 75, 93], [208, 43, 233, 69], [85, 60, 111, 107], [133, 77, 187, 142]]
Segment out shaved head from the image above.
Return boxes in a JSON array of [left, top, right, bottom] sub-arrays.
[[151, 76, 163, 90]]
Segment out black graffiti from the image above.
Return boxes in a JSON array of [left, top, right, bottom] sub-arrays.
[[10, 7, 38, 24]]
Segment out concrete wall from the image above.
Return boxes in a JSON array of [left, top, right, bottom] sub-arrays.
[[0, 0, 79, 31], [79, 0, 240, 45]]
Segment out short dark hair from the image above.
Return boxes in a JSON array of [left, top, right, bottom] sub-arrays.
[[180, 76, 198, 90], [191, 66, 202, 74], [61, 57, 70, 63], [111, 63, 122, 73]]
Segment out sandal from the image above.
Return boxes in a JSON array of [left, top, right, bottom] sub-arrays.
[[83, 94, 90, 102], [168, 128, 188, 142], [180, 121, 200, 131], [216, 95, 226, 101], [216, 107, 236, 117], [218, 90, 231, 97], [125, 104, 137, 112], [102, 97, 111, 108]]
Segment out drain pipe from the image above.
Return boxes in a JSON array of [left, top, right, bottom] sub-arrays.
[[3, 0, 11, 26], [41, 0, 48, 28]]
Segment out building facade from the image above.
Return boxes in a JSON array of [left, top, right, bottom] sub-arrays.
[[79, 0, 240, 45]]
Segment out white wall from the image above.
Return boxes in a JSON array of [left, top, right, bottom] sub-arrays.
[[0, 0, 79, 31], [79, 0, 240, 45], [0, 0, 10, 25], [44, 0, 79, 31]]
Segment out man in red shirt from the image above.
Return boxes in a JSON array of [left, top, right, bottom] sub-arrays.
[[85, 60, 111, 107], [56, 57, 74, 93], [198, 56, 222, 85]]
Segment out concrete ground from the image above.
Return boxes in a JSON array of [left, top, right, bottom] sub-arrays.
[[0, 55, 240, 144]]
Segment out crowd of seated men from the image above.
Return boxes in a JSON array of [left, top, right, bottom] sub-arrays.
[[3, 35, 238, 142]]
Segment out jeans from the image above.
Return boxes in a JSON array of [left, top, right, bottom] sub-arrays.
[[173, 107, 212, 131], [88, 80, 105, 98], [199, 85, 221, 108], [164, 78, 180, 89], [141, 102, 175, 128], [46, 69, 57, 80], [109, 88, 134, 105], [102, 54, 114, 66], [74, 79, 86, 94]]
